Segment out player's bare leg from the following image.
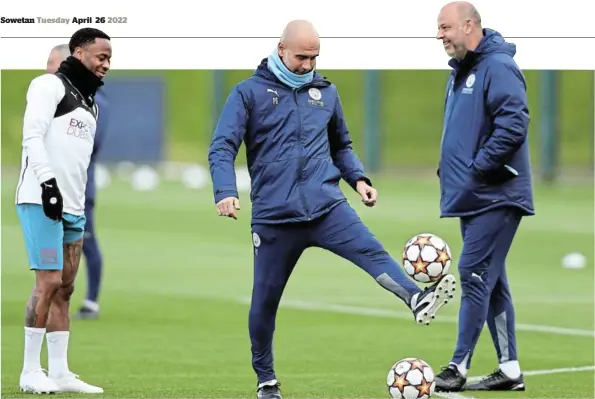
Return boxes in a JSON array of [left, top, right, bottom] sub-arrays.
[[47, 239, 81, 333], [46, 238, 103, 394], [20, 271, 62, 394], [26, 271, 62, 328]]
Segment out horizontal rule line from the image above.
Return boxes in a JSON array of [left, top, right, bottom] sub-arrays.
[[2, 36, 595, 39]]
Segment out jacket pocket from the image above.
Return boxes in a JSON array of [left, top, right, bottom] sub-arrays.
[[250, 159, 300, 205], [466, 160, 481, 180], [467, 159, 519, 186], [486, 165, 519, 185]]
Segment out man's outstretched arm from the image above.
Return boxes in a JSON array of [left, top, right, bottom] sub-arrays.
[[208, 86, 250, 218]]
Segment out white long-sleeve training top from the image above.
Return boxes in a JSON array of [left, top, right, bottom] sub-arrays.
[[15, 73, 99, 216]]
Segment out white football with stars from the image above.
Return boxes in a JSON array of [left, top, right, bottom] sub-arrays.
[[387, 357, 435, 399], [402, 233, 451, 283]]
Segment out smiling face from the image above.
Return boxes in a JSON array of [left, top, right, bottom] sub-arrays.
[[436, 2, 482, 59], [72, 38, 112, 79]]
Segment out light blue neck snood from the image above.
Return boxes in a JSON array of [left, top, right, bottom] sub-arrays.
[[267, 50, 314, 89]]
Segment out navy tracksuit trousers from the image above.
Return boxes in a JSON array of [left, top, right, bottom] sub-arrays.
[[248, 201, 421, 383], [450, 206, 522, 369], [83, 200, 103, 303]]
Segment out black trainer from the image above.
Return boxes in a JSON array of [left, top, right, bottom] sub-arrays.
[[257, 381, 282, 399], [411, 274, 457, 325], [435, 364, 467, 392], [465, 369, 525, 391]]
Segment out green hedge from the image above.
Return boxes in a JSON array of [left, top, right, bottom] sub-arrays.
[[2, 70, 592, 169]]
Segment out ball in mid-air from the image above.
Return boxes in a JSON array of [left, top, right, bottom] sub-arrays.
[[402, 233, 452, 283]]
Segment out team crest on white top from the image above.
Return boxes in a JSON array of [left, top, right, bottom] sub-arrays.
[[308, 88, 322, 101]]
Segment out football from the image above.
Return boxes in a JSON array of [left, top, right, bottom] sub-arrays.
[[402, 233, 452, 283], [387, 357, 436, 399]]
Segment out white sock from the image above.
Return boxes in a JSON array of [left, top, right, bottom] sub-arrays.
[[23, 327, 46, 372], [82, 299, 99, 312], [258, 379, 278, 389], [46, 331, 70, 377], [449, 352, 469, 377], [499, 360, 521, 379], [449, 361, 468, 377], [457, 362, 468, 377]]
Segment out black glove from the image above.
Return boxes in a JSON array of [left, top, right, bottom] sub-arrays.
[[40, 178, 63, 221], [480, 165, 519, 185]]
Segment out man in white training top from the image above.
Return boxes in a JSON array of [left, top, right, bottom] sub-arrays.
[[47, 43, 111, 320], [15, 27, 111, 395]]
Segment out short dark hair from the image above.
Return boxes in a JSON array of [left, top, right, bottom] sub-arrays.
[[69, 28, 110, 54]]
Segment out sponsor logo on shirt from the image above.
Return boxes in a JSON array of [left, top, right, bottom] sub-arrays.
[[67, 118, 94, 143]]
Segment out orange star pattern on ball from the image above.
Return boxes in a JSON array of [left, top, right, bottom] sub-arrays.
[[409, 359, 426, 371], [416, 378, 432, 397], [392, 374, 409, 392], [436, 249, 451, 266], [413, 235, 431, 250], [413, 257, 429, 274]]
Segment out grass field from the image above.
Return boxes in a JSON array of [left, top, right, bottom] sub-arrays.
[[1, 173, 594, 399]]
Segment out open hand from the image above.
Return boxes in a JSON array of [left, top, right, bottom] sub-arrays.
[[216, 197, 241, 219], [356, 180, 377, 207]]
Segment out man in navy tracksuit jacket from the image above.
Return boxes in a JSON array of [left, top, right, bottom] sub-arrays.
[[208, 20, 457, 399], [434, 2, 534, 393]]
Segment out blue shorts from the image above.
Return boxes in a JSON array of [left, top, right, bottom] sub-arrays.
[[17, 203, 87, 271]]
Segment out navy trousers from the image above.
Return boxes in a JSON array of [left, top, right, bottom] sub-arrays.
[[450, 206, 522, 369], [248, 201, 421, 383], [82, 200, 103, 303]]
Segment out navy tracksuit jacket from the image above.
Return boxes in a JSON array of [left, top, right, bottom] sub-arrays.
[[439, 29, 535, 218], [208, 59, 370, 225]]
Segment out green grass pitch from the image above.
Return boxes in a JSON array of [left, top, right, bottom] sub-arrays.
[[1, 174, 593, 398]]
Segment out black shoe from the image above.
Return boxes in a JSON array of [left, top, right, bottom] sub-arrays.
[[74, 306, 99, 320], [411, 274, 457, 325], [257, 381, 282, 399], [465, 369, 525, 391], [435, 364, 467, 392]]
